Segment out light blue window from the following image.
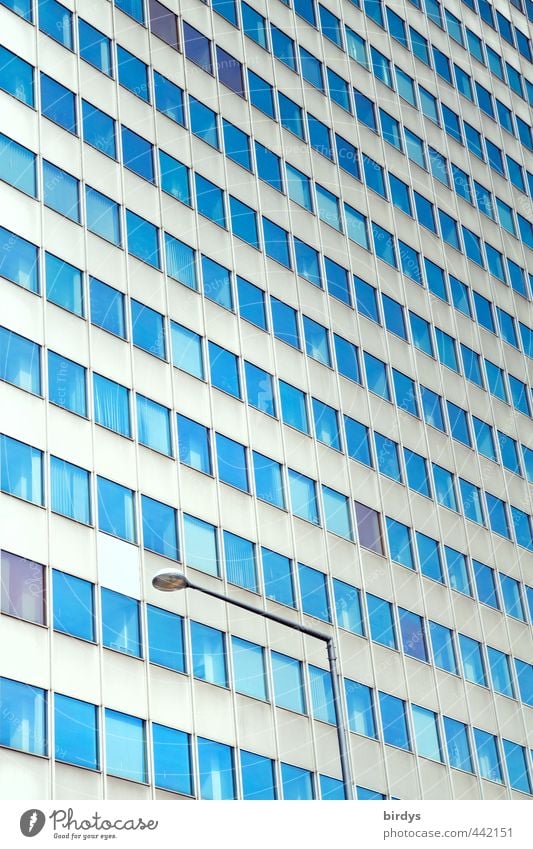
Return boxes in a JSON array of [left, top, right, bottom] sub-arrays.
[[436, 329, 459, 371], [105, 709, 146, 783], [248, 70, 274, 116], [136, 394, 171, 455], [55, 693, 98, 773], [333, 579, 363, 635], [279, 93, 304, 137], [255, 142, 282, 192], [300, 46, 323, 91], [0, 133, 37, 197], [232, 638, 267, 699], [50, 456, 91, 525], [0, 677, 46, 755], [444, 717, 472, 772], [152, 724, 191, 795], [141, 495, 178, 560], [53, 569, 94, 640], [262, 547, 294, 607], [242, 3, 267, 47], [459, 479, 484, 525], [396, 69, 416, 107], [433, 464, 457, 511], [1, 0, 32, 21], [324, 257, 349, 304], [101, 588, 141, 657], [487, 647, 513, 698], [299, 563, 330, 621], [425, 258, 447, 302], [0, 435, 43, 505], [355, 277, 379, 323], [159, 151, 189, 204], [85, 186, 121, 245], [327, 68, 351, 112], [421, 387, 445, 431], [429, 621, 457, 673], [240, 751, 275, 800], [375, 433, 402, 482], [346, 27, 368, 67], [38, 0, 72, 47], [354, 90, 376, 130], [486, 493, 511, 539], [244, 361, 274, 417], [503, 741, 531, 794], [47, 351, 86, 417], [177, 415, 211, 474], [514, 659, 533, 706], [281, 763, 313, 800], [461, 345, 483, 387], [126, 209, 161, 268], [445, 546, 471, 595], [90, 278, 125, 339], [262, 218, 291, 267], [79, 19, 112, 75], [236, 278, 266, 330], [198, 738, 235, 800], [509, 376, 530, 417], [497, 308, 518, 348], [335, 134, 359, 179], [208, 342, 240, 399], [472, 418, 496, 461], [357, 786, 385, 800], [131, 300, 165, 359], [82, 101, 116, 158], [500, 574, 525, 621], [380, 110, 402, 150], [45, 253, 84, 317], [0, 227, 39, 293], [165, 235, 197, 291], [389, 175, 412, 215], [272, 652, 305, 713], [387, 519, 414, 569], [379, 692, 410, 750], [312, 400, 340, 450], [279, 381, 309, 434], [0, 326, 40, 395], [222, 120, 251, 171], [289, 469, 319, 524], [399, 608, 427, 662], [0, 46, 34, 106], [216, 433, 248, 492], [153, 72, 184, 126], [94, 374, 130, 437], [412, 705, 442, 761], [521, 443, 533, 479], [309, 665, 335, 724], [473, 561, 499, 609], [147, 605, 184, 672], [41, 73, 77, 133], [183, 514, 218, 576], [364, 352, 390, 400], [344, 417, 372, 467], [393, 371, 418, 417], [414, 193, 436, 233], [447, 401, 471, 447], [117, 45, 149, 101], [459, 634, 486, 686], [271, 23, 296, 69], [189, 97, 218, 148], [320, 775, 344, 800], [367, 594, 396, 648], [429, 148, 449, 185], [97, 476, 136, 542], [372, 223, 397, 266], [474, 728, 502, 783], [230, 197, 258, 248], [307, 113, 332, 157], [191, 621, 227, 687], [334, 335, 360, 382], [409, 312, 433, 356], [253, 452, 284, 509], [286, 165, 313, 211], [195, 175, 226, 228], [303, 317, 330, 366], [223, 531, 256, 591], [294, 240, 321, 288], [382, 294, 406, 339], [345, 679, 375, 737], [404, 450, 430, 497], [116, 0, 144, 21]]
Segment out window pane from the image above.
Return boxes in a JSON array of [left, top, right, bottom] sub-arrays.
[[90, 278, 125, 338], [53, 569, 94, 641], [45, 253, 84, 316], [48, 351, 87, 417], [333, 579, 363, 635], [198, 738, 235, 800], [0, 133, 37, 197], [262, 547, 294, 607], [183, 514, 218, 576], [0, 677, 46, 755], [231, 637, 266, 700], [117, 45, 149, 101], [355, 502, 383, 554], [171, 323, 203, 378], [459, 634, 486, 685], [309, 665, 335, 724], [191, 621, 227, 686], [94, 374, 130, 437], [208, 342, 240, 398], [345, 679, 376, 737], [97, 476, 136, 543], [444, 717, 472, 772], [54, 693, 98, 770], [223, 531, 256, 591], [240, 750, 276, 800], [40, 73, 76, 133], [271, 652, 305, 713], [0, 326, 40, 395], [136, 394, 171, 455], [298, 563, 330, 621], [105, 709, 146, 782], [399, 608, 427, 661], [147, 604, 184, 672], [0, 46, 34, 106], [85, 186, 121, 244], [474, 728, 502, 782], [50, 456, 91, 525], [367, 594, 395, 648], [429, 621, 457, 673], [141, 495, 178, 560], [131, 300, 165, 359], [79, 19, 112, 75], [379, 692, 410, 750], [253, 452, 284, 509], [1, 550, 45, 624], [412, 704, 441, 761], [288, 469, 319, 524], [0, 226, 39, 292], [0, 434, 43, 505], [153, 723, 192, 795], [101, 588, 141, 657], [281, 763, 313, 799], [244, 361, 274, 416], [177, 415, 211, 474], [216, 433, 248, 492]]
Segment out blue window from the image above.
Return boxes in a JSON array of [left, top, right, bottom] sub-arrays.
[[327, 68, 351, 112], [191, 621, 227, 686], [429, 621, 457, 673], [54, 693, 98, 770], [294, 240, 321, 288], [346, 27, 368, 67], [334, 335, 359, 382], [262, 547, 294, 607], [412, 704, 442, 761], [379, 692, 410, 750], [82, 101, 116, 158], [344, 205, 368, 249], [300, 46, 323, 91], [271, 23, 295, 69], [141, 495, 178, 560], [183, 514, 218, 576], [177, 415, 211, 474], [500, 574, 525, 621], [509, 375, 531, 417], [272, 651, 305, 713], [345, 417, 372, 467], [202, 256, 233, 311], [232, 637, 267, 700], [262, 218, 291, 268], [421, 387, 445, 431], [0, 435, 43, 505], [459, 479, 484, 525], [89, 278, 125, 341], [372, 223, 397, 266], [121, 127, 153, 182], [393, 371, 418, 417], [312, 399, 340, 450], [354, 90, 376, 130], [101, 588, 141, 657], [389, 175, 412, 215], [105, 709, 146, 783], [154, 71, 184, 125], [473, 561, 499, 610], [324, 257, 349, 305], [230, 196, 259, 248], [147, 605, 184, 672], [307, 113, 332, 158], [487, 648, 514, 698], [486, 493, 511, 539], [382, 295, 406, 339], [0, 326, 40, 395], [503, 741, 531, 794], [396, 68, 417, 107], [165, 236, 197, 291], [45, 253, 83, 317], [386, 518, 414, 569], [445, 546, 471, 596], [0, 46, 34, 106], [355, 502, 383, 554], [309, 664, 335, 724], [375, 434, 402, 482], [183, 22, 212, 73], [355, 277, 379, 323], [198, 738, 235, 800], [271, 298, 299, 348], [85, 186, 121, 245], [216, 433, 248, 492], [363, 157, 387, 198], [223, 120, 251, 170], [53, 569, 94, 640], [131, 300, 165, 359], [303, 317, 330, 366], [446, 401, 470, 447], [279, 93, 304, 137], [189, 97, 218, 147], [433, 464, 458, 511], [500, 433, 521, 475], [474, 728, 502, 783], [335, 134, 359, 179], [364, 353, 390, 400], [287, 165, 313, 211], [514, 659, 533, 706], [117, 45, 149, 101], [459, 634, 486, 686], [279, 381, 308, 434], [208, 342, 240, 399], [50, 456, 91, 524], [281, 764, 313, 800], [345, 679, 375, 737], [404, 450, 430, 498], [288, 469, 319, 524], [367, 594, 396, 648], [97, 476, 136, 542], [126, 211, 160, 268], [472, 417, 496, 461], [244, 361, 274, 417], [116, 0, 144, 22], [195, 174, 226, 228], [322, 486, 352, 540], [333, 579, 363, 635], [94, 374, 130, 437], [153, 724, 191, 796], [444, 717, 472, 772], [79, 19, 112, 75], [0, 677, 46, 755], [216, 47, 244, 96], [409, 312, 433, 357], [298, 563, 330, 622], [241, 752, 276, 800], [248, 70, 274, 116], [0, 133, 37, 197], [242, 3, 267, 47], [47, 351, 86, 416], [40, 73, 76, 133], [399, 608, 427, 663], [223, 531, 256, 591], [255, 142, 282, 192], [461, 345, 483, 387], [39, 0, 72, 48], [0, 0, 32, 21]]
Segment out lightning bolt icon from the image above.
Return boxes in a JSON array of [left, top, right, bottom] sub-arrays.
[[28, 812, 38, 834]]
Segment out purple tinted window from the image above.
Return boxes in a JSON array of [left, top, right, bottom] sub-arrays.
[[1, 550, 45, 624], [354, 502, 383, 554], [183, 22, 212, 74], [216, 47, 244, 96], [149, 0, 179, 49]]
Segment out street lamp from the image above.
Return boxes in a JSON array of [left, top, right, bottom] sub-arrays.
[[152, 568, 355, 800]]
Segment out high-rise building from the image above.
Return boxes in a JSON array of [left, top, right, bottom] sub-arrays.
[[0, 0, 532, 803]]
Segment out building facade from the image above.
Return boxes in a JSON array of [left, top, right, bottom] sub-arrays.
[[0, 0, 532, 801]]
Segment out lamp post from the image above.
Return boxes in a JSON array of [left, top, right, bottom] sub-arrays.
[[152, 568, 355, 800]]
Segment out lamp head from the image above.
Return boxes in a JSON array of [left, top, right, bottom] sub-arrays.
[[152, 569, 190, 592]]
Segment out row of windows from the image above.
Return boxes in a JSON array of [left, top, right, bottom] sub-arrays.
[[2, 666, 531, 795]]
